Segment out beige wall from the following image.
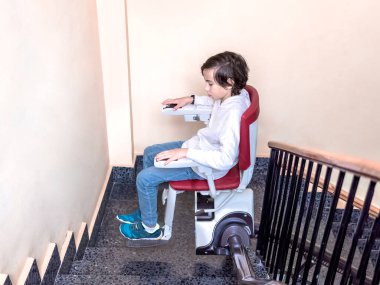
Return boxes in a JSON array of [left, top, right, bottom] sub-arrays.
[[1, 0, 379, 281], [124, 0, 380, 205], [97, 0, 134, 166], [0, 0, 108, 281], [126, 0, 380, 163]]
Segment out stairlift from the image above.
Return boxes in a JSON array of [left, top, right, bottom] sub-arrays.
[[155, 85, 259, 246], [131, 86, 283, 284]]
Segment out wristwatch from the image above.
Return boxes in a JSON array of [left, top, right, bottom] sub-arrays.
[[190, 94, 195, 104]]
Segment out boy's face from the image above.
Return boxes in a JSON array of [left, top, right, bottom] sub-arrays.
[[202, 68, 232, 102]]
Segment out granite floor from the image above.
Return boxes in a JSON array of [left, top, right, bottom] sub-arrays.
[[54, 159, 269, 285], [54, 157, 379, 284]]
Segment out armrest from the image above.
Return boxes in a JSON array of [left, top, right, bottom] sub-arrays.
[[154, 157, 199, 168], [162, 104, 212, 123], [154, 157, 217, 198]]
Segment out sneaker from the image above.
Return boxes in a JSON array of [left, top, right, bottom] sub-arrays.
[[116, 209, 142, 224], [119, 222, 163, 240]]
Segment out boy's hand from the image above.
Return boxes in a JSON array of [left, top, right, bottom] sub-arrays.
[[156, 148, 188, 165], [162, 96, 193, 110]]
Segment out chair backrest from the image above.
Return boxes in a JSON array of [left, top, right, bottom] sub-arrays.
[[168, 85, 259, 193], [239, 85, 260, 171]]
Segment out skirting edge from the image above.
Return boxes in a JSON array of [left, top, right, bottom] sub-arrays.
[[17, 258, 41, 285], [0, 275, 12, 285]]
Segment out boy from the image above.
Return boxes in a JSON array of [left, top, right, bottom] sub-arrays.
[[117, 51, 250, 240]]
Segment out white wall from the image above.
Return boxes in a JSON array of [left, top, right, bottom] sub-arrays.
[[0, 0, 108, 281], [125, 0, 380, 164]]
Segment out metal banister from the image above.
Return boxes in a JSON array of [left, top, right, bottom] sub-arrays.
[[268, 141, 380, 181], [256, 141, 380, 284]]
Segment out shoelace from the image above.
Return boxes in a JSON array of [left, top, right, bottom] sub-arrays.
[[133, 222, 143, 231]]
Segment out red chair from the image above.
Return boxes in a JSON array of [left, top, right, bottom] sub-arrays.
[[154, 85, 260, 255]]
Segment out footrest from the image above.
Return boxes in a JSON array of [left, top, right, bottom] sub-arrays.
[[126, 239, 170, 248]]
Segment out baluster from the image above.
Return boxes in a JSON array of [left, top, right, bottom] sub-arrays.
[[290, 160, 314, 285], [299, 164, 322, 284], [325, 175, 360, 283], [309, 166, 332, 285], [274, 156, 300, 280], [341, 181, 376, 284], [284, 158, 307, 284], [266, 151, 286, 266], [270, 154, 293, 275], [356, 213, 380, 284], [257, 149, 278, 256]]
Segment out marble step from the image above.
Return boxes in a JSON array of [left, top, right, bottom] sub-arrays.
[[54, 274, 139, 285], [96, 180, 264, 248], [54, 274, 237, 285], [65, 246, 237, 278], [95, 195, 197, 248]]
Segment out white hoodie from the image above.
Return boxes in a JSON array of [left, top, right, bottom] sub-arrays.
[[182, 89, 250, 179]]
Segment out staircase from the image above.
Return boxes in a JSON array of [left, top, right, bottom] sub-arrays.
[[54, 158, 270, 284], [54, 152, 380, 284]]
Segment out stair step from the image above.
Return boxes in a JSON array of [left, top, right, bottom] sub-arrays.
[[55, 274, 139, 285], [64, 246, 236, 278], [95, 191, 197, 248], [55, 274, 237, 285]]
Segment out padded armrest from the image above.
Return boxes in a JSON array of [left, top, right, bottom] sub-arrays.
[[162, 105, 212, 123], [161, 104, 212, 116], [154, 157, 199, 168], [154, 156, 218, 198]]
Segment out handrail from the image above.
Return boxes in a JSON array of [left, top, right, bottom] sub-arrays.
[[311, 173, 380, 217], [258, 141, 380, 284], [268, 141, 380, 181]]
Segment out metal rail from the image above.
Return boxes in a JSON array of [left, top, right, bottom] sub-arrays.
[[257, 141, 380, 284], [228, 235, 285, 285]]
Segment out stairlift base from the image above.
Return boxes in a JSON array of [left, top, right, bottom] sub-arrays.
[[195, 188, 254, 255], [126, 187, 254, 250]]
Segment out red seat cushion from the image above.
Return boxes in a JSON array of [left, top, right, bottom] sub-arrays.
[[169, 164, 241, 191]]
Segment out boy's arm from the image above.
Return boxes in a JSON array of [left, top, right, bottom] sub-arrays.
[[162, 95, 214, 110], [162, 96, 193, 110]]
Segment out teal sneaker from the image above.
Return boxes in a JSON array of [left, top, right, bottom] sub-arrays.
[[119, 222, 163, 240], [116, 209, 142, 224]]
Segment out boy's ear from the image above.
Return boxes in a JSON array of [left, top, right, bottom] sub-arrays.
[[227, 78, 234, 87]]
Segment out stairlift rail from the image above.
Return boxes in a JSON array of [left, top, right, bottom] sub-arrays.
[[228, 235, 285, 285]]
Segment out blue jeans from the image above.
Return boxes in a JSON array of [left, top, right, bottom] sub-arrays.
[[136, 141, 203, 227]]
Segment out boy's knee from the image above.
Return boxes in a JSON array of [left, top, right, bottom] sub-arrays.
[[136, 170, 145, 184], [136, 169, 151, 188], [136, 167, 162, 190]]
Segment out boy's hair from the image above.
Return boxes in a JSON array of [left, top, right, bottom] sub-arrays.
[[201, 51, 249, 96]]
